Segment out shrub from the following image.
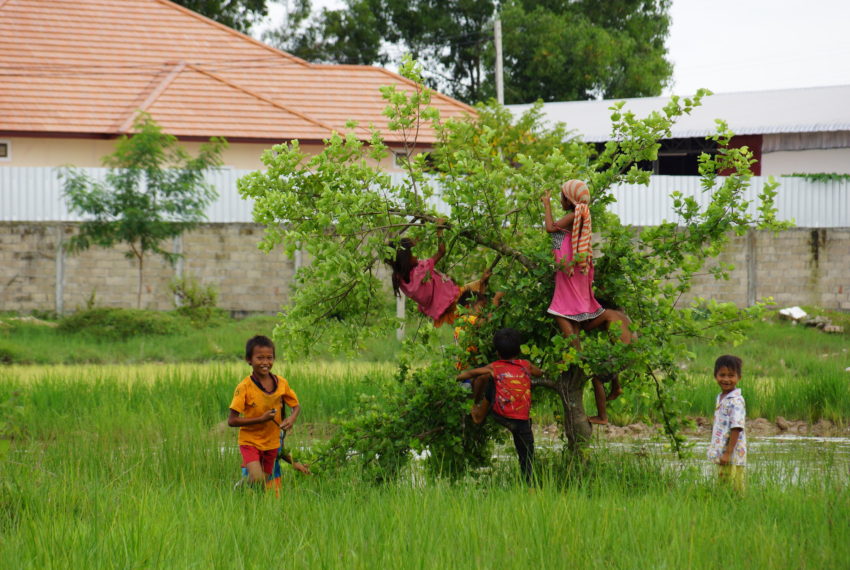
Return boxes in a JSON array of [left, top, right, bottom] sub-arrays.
[[58, 308, 185, 340], [169, 275, 224, 324]]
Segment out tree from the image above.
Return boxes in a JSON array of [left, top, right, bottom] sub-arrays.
[[238, 58, 784, 479], [266, 0, 672, 104], [171, 0, 269, 34], [62, 113, 226, 309]]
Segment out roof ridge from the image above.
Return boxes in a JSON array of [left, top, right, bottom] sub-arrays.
[[116, 61, 187, 133], [185, 63, 337, 135], [152, 0, 311, 69], [313, 63, 477, 115]]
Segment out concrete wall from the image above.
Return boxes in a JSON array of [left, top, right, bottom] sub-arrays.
[[1, 223, 848, 314], [0, 223, 295, 314]]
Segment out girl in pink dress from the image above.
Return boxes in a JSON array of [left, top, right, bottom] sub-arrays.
[[541, 180, 634, 425], [387, 220, 491, 327]]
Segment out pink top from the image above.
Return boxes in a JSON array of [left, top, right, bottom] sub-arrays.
[[399, 256, 459, 321]]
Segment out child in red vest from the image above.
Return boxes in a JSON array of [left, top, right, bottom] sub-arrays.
[[456, 328, 543, 483]]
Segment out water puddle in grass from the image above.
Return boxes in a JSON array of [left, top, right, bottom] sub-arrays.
[[217, 435, 850, 485], [579, 435, 850, 483]]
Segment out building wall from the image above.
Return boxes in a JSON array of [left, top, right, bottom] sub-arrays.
[[761, 148, 850, 176], [0, 137, 398, 171], [1, 223, 848, 315]]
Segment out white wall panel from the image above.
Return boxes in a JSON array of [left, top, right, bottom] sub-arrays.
[[1, 168, 847, 227]]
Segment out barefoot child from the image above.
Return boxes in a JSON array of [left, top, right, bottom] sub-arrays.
[[541, 180, 634, 425], [708, 354, 747, 491], [456, 328, 543, 483], [386, 219, 492, 327], [228, 335, 301, 490]]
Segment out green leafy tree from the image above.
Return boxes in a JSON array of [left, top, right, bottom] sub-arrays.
[[267, 0, 672, 104], [62, 113, 226, 309], [171, 0, 269, 34], [238, 58, 785, 479]]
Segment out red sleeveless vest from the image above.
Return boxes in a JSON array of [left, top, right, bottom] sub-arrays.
[[491, 359, 532, 420]]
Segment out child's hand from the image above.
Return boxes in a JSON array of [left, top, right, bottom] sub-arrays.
[[280, 416, 296, 432], [261, 408, 277, 422], [541, 190, 551, 203], [436, 217, 446, 229], [718, 452, 731, 465]]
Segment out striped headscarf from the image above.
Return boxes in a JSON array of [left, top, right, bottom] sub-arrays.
[[561, 179, 592, 273]]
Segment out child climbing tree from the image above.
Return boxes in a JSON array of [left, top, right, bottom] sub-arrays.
[[238, 57, 786, 478]]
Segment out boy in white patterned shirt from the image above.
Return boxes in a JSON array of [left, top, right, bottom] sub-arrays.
[[707, 354, 747, 491]]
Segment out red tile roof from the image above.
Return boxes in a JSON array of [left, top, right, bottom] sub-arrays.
[[0, 0, 475, 144]]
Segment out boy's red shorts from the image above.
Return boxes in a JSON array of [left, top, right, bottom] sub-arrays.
[[239, 445, 278, 474]]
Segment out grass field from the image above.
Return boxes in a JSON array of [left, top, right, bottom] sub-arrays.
[[2, 310, 849, 567], [1, 361, 848, 568]]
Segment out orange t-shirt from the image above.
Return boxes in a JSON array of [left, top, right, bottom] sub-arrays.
[[229, 374, 299, 451]]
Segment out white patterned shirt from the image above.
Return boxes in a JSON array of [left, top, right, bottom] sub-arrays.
[[707, 388, 747, 466]]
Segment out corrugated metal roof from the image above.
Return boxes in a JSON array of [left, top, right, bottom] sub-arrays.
[[0, 0, 475, 144], [508, 85, 850, 142]]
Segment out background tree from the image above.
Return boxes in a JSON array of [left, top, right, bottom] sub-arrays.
[[266, 0, 672, 104], [62, 113, 226, 309], [238, 58, 784, 478], [171, 0, 269, 33]]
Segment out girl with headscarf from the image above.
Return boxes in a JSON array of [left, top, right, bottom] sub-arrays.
[[541, 180, 634, 425]]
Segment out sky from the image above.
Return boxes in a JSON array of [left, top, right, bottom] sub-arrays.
[[259, 0, 850, 97]]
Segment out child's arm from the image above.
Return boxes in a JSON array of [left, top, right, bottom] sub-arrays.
[[456, 364, 493, 382], [432, 218, 447, 264], [541, 190, 574, 233], [527, 363, 544, 377], [227, 407, 276, 427], [280, 404, 301, 431], [719, 428, 742, 465]]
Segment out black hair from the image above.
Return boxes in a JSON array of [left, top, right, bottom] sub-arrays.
[[245, 335, 275, 360], [386, 237, 416, 297], [457, 289, 487, 309], [714, 354, 742, 376], [493, 328, 523, 360]]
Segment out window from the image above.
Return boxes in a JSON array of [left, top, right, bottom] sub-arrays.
[[0, 140, 9, 161]]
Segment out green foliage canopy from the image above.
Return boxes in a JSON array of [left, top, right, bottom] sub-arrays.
[[61, 113, 226, 308], [171, 0, 269, 33], [239, 58, 787, 477], [267, 0, 673, 104]]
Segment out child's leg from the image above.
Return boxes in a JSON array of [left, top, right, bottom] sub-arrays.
[[470, 374, 492, 424], [606, 373, 623, 401], [244, 460, 267, 484], [588, 376, 608, 425], [554, 316, 581, 348], [493, 414, 535, 483]]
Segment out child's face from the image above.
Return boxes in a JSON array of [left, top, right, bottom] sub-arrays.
[[248, 345, 275, 377], [714, 366, 741, 394]]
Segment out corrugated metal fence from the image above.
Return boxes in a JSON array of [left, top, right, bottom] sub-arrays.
[[1, 168, 848, 227]]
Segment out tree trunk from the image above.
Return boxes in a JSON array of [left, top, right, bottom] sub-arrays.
[[136, 254, 144, 309], [555, 367, 593, 450]]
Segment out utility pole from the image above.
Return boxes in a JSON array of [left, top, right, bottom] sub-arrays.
[[494, 15, 504, 104]]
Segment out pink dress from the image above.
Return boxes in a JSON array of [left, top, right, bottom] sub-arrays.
[[399, 256, 460, 321], [547, 230, 603, 321]]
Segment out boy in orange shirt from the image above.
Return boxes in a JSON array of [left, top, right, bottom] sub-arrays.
[[228, 335, 301, 488]]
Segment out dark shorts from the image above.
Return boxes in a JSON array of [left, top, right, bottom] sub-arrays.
[[239, 445, 278, 474]]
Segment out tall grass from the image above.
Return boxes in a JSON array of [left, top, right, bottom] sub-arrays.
[[598, 317, 850, 424], [2, 437, 847, 568], [2, 361, 849, 567]]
